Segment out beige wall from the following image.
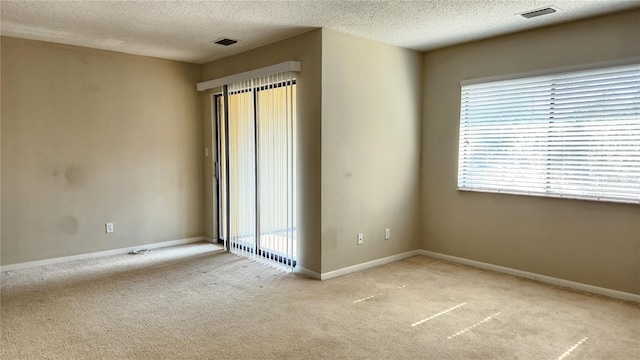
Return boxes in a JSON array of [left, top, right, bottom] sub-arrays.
[[200, 30, 323, 273], [1, 37, 3, 263], [421, 10, 640, 294], [1, 37, 203, 265], [321, 29, 422, 272], [201, 88, 217, 241]]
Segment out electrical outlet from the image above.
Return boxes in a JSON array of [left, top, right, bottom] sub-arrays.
[[385, 228, 391, 240], [105, 223, 114, 233], [357, 233, 364, 245]]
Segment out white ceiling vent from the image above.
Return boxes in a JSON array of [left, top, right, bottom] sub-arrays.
[[520, 6, 559, 19], [212, 38, 238, 46]]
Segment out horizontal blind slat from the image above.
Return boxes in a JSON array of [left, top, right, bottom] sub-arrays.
[[465, 66, 640, 92], [457, 187, 640, 204]]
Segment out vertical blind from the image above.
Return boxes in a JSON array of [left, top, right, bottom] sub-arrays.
[[458, 63, 640, 204], [227, 82, 257, 260], [227, 71, 297, 271]]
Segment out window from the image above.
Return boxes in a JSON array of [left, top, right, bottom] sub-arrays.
[[458, 63, 640, 204]]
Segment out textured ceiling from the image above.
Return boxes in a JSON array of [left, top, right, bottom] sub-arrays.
[[1, 1, 639, 64]]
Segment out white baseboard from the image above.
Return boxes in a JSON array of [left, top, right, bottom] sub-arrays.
[[0, 236, 206, 272], [204, 237, 225, 245], [5, 240, 635, 303], [319, 250, 422, 280], [418, 250, 640, 303], [295, 266, 321, 279]]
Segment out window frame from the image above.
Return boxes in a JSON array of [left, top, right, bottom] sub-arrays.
[[457, 58, 640, 205]]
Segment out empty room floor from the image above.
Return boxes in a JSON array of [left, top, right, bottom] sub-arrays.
[[1, 242, 639, 359]]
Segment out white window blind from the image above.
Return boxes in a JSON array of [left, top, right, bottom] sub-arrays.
[[226, 72, 297, 272], [458, 63, 640, 204]]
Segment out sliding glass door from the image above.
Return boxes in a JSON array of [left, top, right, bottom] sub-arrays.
[[215, 72, 297, 270], [256, 81, 297, 267]]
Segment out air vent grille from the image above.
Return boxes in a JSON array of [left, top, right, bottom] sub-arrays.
[[213, 38, 238, 46], [521, 7, 557, 19]]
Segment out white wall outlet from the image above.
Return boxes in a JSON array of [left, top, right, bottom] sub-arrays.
[[105, 223, 114, 233], [385, 228, 391, 240], [357, 233, 364, 245], [205, 147, 209, 157]]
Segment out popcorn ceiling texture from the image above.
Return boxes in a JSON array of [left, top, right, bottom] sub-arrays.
[[1, 1, 638, 64]]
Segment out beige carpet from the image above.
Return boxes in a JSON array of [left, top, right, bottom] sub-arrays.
[[1, 242, 639, 359]]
